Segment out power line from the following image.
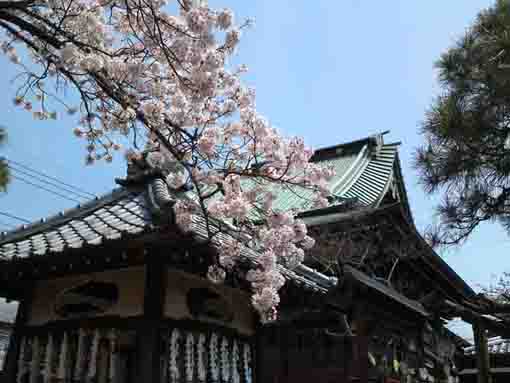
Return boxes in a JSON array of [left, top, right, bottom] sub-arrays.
[[10, 174, 81, 204], [0, 212, 30, 224], [0, 220, 15, 229], [2, 160, 150, 234], [4, 158, 96, 198], [7, 165, 91, 200]]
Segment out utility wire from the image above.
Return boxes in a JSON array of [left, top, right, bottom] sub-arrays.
[[10, 174, 81, 203], [3, 160, 149, 232], [7, 165, 91, 200], [0, 220, 15, 229], [0, 212, 30, 224], [4, 158, 96, 198]]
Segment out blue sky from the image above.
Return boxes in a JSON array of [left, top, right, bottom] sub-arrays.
[[0, 1, 506, 333]]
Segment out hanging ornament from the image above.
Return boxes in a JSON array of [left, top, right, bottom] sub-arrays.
[[242, 343, 252, 383], [44, 334, 54, 383], [197, 334, 207, 382], [74, 329, 85, 381], [87, 330, 100, 380], [57, 332, 69, 381], [169, 329, 181, 383], [209, 333, 219, 382], [185, 333, 195, 382], [220, 337, 230, 382], [231, 341, 240, 383]]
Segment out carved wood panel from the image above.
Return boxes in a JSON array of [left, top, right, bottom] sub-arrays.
[[306, 220, 435, 304]]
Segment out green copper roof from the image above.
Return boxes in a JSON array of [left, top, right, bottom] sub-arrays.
[[341, 142, 399, 206], [268, 151, 361, 212], [269, 134, 400, 213]]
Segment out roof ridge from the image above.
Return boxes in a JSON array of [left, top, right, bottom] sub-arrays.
[[311, 130, 390, 160]]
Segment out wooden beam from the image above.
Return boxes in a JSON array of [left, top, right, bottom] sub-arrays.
[[473, 323, 492, 383], [474, 299, 510, 315], [443, 300, 510, 337], [351, 311, 368, 383]]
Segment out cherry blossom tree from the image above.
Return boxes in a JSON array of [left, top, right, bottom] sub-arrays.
[[0, 0, 334, 321]]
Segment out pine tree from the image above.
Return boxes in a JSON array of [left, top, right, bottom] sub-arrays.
[[415, 0, 510, 246]]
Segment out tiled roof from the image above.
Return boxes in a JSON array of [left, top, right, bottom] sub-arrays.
[[464, 337, 510, 355], [270, 133, 401, 213], [0, 177, 336, 292], [269, 151, 361, 212], [341, 143, 399, 206], [0, 189, 150, 259]]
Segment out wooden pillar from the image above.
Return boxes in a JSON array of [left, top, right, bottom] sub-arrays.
[[255, 327, 280, 383], [473, 323, 491, 383], [136, 254, 165, 383], [353, 318, 368, 383]]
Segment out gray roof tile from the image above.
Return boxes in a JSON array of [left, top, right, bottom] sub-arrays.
[[0, 189, 150, 259], [465, 337, 510, 354]]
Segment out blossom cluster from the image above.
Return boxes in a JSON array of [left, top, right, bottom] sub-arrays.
[[0, 0, 334, 321], [231, 341, 240, 383], [243, 344, 252, 383], [220, 337, 230, 382]]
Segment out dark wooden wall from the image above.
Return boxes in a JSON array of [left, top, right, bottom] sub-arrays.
[[256, 326, 362, 383]]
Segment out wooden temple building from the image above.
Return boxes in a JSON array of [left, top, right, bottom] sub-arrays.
[[460, 337, 510, 383], [1, 132, 509, 383]]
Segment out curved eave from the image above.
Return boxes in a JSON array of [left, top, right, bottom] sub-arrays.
[[393, 153, 415, 225], [340, 143, 400, 207]]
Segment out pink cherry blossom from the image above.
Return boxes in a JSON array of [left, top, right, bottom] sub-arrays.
[[0, 0, 335, 322], [217, 9, 234, 30]]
